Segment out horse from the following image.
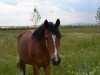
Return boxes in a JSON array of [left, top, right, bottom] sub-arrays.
[[17, 19, 61, 75]]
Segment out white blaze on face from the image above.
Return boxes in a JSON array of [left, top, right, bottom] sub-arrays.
[[52, 34, 58, 61]]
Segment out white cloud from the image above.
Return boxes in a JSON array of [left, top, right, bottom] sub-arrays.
[[35, 0, 95, 24], [0, 0, 97, 26], [0, 0, 35, 26]]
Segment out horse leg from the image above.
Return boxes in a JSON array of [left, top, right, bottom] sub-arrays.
[[44, 65, 50, 75], [17, 60, 26, 75], [32, 64, 40, 75]]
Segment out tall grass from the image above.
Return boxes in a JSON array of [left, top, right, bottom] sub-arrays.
[[59, 30, 100, 75], [0, 28, 100, 75]]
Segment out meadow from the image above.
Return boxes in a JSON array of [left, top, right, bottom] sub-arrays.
[[0, 26, 100, 75]]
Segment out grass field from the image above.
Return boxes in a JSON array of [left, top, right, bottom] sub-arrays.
[[0, 28, 100, 75]]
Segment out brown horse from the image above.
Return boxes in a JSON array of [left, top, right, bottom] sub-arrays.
[[17, 19, 61, 75]]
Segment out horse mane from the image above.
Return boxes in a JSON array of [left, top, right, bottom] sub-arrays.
[[32, 22, 61, 40]]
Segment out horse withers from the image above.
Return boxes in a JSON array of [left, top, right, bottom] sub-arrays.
[[17, 19, 61, 75]]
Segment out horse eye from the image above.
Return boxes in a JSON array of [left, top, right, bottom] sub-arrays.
[[45, 37, 48, 40]]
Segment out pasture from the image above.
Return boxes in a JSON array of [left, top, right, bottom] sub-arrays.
[[0, 26, 100, 75]]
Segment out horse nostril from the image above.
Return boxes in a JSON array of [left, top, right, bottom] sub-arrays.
[[51, 57, 61, 66]]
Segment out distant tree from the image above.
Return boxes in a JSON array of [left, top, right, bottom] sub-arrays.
[[95, 6, 100, 30], [31, 6, 41, 26]]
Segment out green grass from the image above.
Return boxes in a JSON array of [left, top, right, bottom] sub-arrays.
[[0, 29, 100, 75]]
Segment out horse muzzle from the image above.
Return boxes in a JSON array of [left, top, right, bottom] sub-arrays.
[[51, 57, 61, 66]]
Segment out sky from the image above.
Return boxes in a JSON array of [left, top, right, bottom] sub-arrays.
[[0, 0, 99, 26]]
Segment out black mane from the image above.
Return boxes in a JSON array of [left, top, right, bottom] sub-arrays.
[[32, 22, 61, 40]]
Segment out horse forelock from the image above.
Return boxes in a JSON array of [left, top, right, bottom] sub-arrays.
[[32, 22, 61, 40], [47, 22, 61, 38]]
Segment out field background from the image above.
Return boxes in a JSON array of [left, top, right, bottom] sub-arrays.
[[0, 25, 100, 75]]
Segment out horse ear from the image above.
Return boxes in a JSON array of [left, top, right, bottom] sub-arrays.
[[44, 19, 48, 29], [55, 19, 60, 28]]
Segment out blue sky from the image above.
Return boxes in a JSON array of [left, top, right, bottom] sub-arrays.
[[0, 0, 99, 26]]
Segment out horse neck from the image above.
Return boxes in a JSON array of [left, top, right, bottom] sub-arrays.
[[32, 35, 48, 52], [33, 38, 50, 57], [39, 39, 48, 51]]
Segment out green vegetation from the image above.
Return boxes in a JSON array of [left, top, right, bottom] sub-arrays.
[[0, 26, 100, 75]]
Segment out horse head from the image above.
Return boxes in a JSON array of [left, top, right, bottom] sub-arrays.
[[43, 19, 61, 66]]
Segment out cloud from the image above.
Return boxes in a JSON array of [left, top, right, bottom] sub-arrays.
[[35, 0, 97, 24], [1, 0, 19, 5], [0, 0, 35, 26], [0, 0, 99, 26]]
